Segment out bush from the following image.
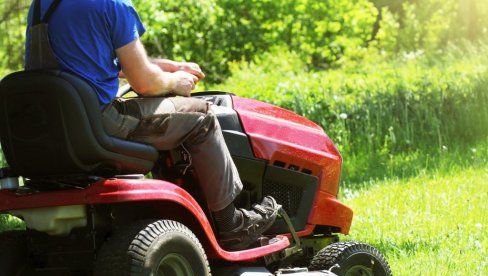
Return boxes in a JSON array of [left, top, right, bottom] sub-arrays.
[[133, 0, 377, 81], [371, 0, 488, 53], [0, 0, 29, 73]]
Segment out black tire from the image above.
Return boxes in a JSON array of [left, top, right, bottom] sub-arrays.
[[309, 241, 392, 276], [0, 231, 29, 276], [94, 220, 210, 276]]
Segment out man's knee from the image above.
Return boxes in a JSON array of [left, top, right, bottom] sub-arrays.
[[185, 110, 221, 145], [170, 97, 209, 113]]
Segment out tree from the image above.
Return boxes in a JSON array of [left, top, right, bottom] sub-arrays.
[[0, 0, 30, 73]]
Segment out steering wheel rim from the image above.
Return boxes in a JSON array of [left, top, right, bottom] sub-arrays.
[[116, 83, 134, 97]]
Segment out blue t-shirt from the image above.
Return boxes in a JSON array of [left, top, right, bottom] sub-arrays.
[[25, 0, 146, 105]]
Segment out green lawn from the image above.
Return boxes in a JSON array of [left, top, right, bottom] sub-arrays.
[[343, 166, 488, 275]]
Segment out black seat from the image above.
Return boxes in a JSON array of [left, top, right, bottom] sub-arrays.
[[0, 70, 158, 178]]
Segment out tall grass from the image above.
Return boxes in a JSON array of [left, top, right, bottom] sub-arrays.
[[208, 43, 488, 184]]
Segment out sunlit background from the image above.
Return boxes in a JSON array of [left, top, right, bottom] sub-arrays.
[[0, 1, 487, 274]]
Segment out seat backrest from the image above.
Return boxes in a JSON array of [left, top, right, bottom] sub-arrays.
[[0, 70, 158, 178]]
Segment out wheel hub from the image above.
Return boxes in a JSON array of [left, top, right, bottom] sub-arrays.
[[345, 264, 374, 276], [157, 253, 194, 276]]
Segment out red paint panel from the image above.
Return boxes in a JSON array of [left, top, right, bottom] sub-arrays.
[[309, 191, 353, 234], [0, 178, 290, 261], [232, 96, 351, 232], [232, 96, 339, 155]]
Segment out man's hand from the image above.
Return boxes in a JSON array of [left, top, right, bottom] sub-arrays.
[[176, 62, 205, 81], [150, 59, 205, 81], [116, 39, 204, 97], [169, 70, 199, 97]]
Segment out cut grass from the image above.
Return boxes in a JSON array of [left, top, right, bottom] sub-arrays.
[[342, 166, 488, 275]]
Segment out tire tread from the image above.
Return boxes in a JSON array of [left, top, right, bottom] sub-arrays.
[[94, 219, 210, 276], [309, 241, 392, 276]]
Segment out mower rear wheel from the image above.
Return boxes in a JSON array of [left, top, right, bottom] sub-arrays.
[[308, 241, 391, 276], [95, 219, 210, 276]]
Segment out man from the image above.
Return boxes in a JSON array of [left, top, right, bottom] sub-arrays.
[[25, 0, 279, 251]]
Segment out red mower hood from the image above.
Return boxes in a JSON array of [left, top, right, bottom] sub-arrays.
[[231, 96, 351, 234], [231, 96, 342, 196], [231, 96, 340, 158]]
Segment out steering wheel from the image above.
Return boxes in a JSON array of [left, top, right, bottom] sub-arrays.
[[116, 83, 134, 98]]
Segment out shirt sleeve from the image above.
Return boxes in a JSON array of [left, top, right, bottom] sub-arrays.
[[105, 0, 146, 50]]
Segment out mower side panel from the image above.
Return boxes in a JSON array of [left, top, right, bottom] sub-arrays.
[[232, 96, 352, 234], [0, 179, 290, 261], [0, 179, 201, 211]]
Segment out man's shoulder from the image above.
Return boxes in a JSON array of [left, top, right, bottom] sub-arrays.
[[65, 0, 136, 16], [104, 0, 136, 7], [74, 0, 135, 8]]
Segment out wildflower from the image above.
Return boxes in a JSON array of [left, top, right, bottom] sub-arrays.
[[403, 49, 425, 60], [339, 113, 348, 120]]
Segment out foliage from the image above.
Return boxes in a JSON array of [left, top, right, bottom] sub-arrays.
[[132, 0, 377, 81], [2, 0, 488, 82], [0, 214, 24, 232], [372, 0, 488, 53], [0, 0, 29, 76], [132, 0, 223, 81], [121, 0, 488, 80]]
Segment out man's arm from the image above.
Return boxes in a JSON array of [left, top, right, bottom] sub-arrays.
[[150, 58, 205, 80], [118, 58, 205, 81], [116, 38, 198, 97]]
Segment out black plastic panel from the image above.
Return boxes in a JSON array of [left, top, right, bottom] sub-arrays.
[[193, 92, 255, 159], [263, 165, 318, 234], [232, 156, 267, 208]]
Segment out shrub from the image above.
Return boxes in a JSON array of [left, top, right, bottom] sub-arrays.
[[133, 0, 377, 81], [371, 0, 488, 53]]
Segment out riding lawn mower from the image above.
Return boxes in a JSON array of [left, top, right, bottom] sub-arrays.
[[0, 69, 391, 275]]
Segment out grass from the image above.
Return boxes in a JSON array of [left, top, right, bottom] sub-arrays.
[[342, 166, 488, 275], [0, 214, 24, 232], [341, 140, 488, 185]]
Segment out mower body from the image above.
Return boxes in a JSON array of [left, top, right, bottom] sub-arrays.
[[0, 70, 356, 274]]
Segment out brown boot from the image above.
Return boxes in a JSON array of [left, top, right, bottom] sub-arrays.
[[219, 196, 281, 251]]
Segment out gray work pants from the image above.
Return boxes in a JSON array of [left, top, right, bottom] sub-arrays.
[[101, 96, 243, 212]]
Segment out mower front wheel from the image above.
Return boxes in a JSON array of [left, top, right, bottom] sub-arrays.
[[95, 219, 210, 276], [308, 241, 391, 276]]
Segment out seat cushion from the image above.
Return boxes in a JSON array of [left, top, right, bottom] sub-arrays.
[[0, 70, 158, 177]]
